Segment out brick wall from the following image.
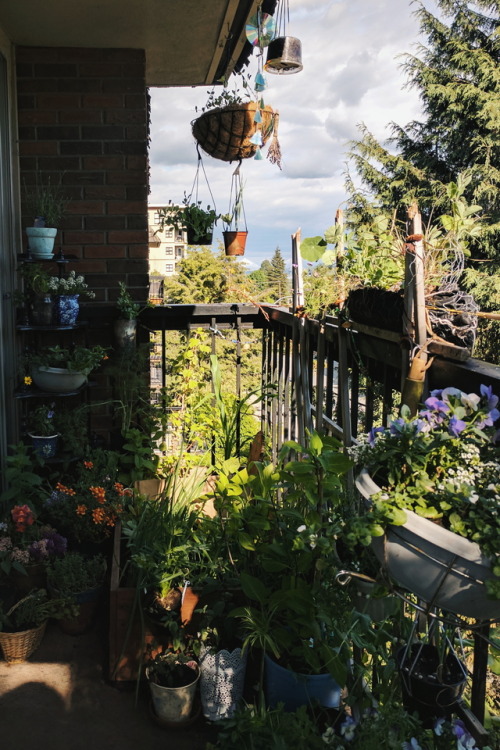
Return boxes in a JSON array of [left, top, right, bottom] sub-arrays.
[[16, 47, 150, 440], [16, 47, 149, 308]]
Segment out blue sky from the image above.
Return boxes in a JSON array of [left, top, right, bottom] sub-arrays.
[[149, 0, 438, 271]]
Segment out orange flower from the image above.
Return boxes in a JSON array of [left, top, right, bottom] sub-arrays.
[[76, 504, 87, 516], [56, 482, 76, 496], [90, 486, 106, 504], [83, 461, 94, 469], [92, 507, 105, 524]]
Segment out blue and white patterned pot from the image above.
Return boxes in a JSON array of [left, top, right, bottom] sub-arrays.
[[54, 294, 80, 325], [29, 433, 59, 459]]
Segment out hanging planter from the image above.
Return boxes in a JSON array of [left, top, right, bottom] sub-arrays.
[[264, 654, 341, 712], [222, 166, 248, 257], [265, 36, 303, 74], [223, 231, 248, 257], [355, 469, 500, 621], [192, 101, 277, 163]]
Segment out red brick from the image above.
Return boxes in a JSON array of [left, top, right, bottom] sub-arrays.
[[126, 155, 147, 170], [84, 185, 126, 200], [17, 79, 58, 94], [38, 156, 81, 171], [35, 63, 78, 77], [19, 141, 58, 155], [67, 200, 105, 215], [74, 260, 108, 273], [36, 93, 82, 108], [64, 231, 105, 244], [108, 230, 147, 244], [83, 94, 124, 109], [57, 49, 104, 62], [85, 217, 125, 230], [79, 63, 122, 77], [83, 156, 124, 170], [129, 246, 149, 259], [107, 170, 146, 185], [84, 245, 127, 258], [126, 125, 148, 141], [107, 201, 147, 215], [105, 110, 145, 125], [18, 111, 58, 125], [60, 110, 103, 124]]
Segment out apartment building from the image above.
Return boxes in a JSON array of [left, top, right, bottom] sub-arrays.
[[148, 204, 187, 278]]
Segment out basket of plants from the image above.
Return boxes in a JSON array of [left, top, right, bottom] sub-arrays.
[[192, 102, 278, 162]]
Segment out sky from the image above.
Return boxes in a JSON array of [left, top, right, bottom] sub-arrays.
[[148, 0, 438, 271]]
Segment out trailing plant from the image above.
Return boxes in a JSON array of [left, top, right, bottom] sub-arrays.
[[0, 588, 74, 632], [158, 196, 219, 244], [27, 403, 58, 436], [26, 344, 108, 375]]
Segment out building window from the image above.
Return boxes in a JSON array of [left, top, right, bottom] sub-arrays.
[[165, 263, 174, 273], [165, 228, 174, 238], [175, 232, 184, 242], [165, 247, 173, 255], [175, 246, 184, 258], [153, 210, 162, 225]]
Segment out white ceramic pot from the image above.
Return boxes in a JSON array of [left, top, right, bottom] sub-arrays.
[[32, 366, 86, 393], [25, 227, 57, 259], [114, 319, 136, 348], [356, 469, 500, 620]]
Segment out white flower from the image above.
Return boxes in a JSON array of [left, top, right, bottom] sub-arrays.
[[322, 727, 335, 745], [297, 525, 306, 533]]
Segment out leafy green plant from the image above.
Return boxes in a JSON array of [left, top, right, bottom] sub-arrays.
[[23, 175, 68, 227], [158, 197, 219, 243], [27, 403, 58, 436], [0, 443, 44, 509], [26, 344, 108, 375], [116, 281, 141, 320], [0, 588, 73, 632], [146, 650, 199, 688], [48, 551, 106, 595]]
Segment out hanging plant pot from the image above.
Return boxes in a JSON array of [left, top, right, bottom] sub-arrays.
[[186, 228, 213, 246], [223, 231, 248, 257], [356, 469, 500, 620], [265, 36, 303, 74], [397, 643, 467, 725], [25, 227, 57, 259], [192, 102, 277, 162]]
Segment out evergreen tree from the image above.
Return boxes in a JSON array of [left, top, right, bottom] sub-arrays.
[[267, 246, 290, 303], [348, 0, 499, 255], [347, 0, 500, 362]]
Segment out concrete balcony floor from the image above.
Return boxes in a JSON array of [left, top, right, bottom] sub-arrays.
[[0, 616, 215, 750]]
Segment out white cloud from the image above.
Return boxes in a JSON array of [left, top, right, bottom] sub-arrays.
[[148, 0, 439, 267]]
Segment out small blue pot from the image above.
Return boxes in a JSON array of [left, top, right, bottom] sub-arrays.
[[29, 433, 59, 459], [264, 653, 341, 711], [54, 294, 80, 325]]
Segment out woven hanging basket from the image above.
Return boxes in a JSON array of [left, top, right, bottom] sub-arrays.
[[192, 102, 278, 162], [0, 620, 47, 662]]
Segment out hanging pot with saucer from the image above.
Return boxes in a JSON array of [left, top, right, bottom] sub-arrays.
[[265, 37, 303, 74]]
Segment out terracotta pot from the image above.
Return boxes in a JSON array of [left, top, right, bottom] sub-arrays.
[[223, 231, 247, 256]]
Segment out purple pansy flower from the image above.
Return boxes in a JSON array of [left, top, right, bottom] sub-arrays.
[[449, 416, 467, 436], [480, 384, 499, 410]]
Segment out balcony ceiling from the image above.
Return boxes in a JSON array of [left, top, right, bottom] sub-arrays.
[[0, 0, 259, 86]]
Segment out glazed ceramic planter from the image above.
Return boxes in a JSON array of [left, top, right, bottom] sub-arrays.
[[25, 227, 57, 259], [32, 366, 86, 393], [53, 294, 79, 325], [264, 654, 341, 712], [28, 432, 59, 459], [356, 469, 500, 620], [114, 319, 136, 349]]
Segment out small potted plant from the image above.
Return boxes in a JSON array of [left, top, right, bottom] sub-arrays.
[[47, 270, 95, 326], [26, 402, 59, 459], [0, 588, 73, 662], [159, 196, 219, 246], [47, 551, 107, 635], [221, 172, 247, 256], [23, 176, 68, 260], [145, 650, 200, 725], [27, 344, 108, 393], [114, 281, 142, 348], [19, 263, 53, 326]]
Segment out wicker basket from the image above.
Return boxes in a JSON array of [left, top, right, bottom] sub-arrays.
[[192, 102, 278, 162], [0, 620, 47, 663]]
